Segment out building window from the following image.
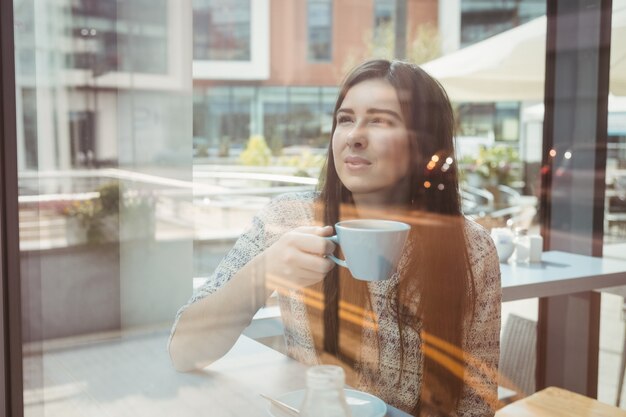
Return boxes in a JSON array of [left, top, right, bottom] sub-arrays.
[[66, 0, 168, 75], [374, 0, 395, 34], [460, 0, 545, 46], [194, 0, 251, 61], [373, 0, 396, 55], [192, 86, 339, 158], [307, 0, 332, 62]]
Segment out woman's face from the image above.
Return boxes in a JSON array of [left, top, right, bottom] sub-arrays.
[[332, 78, 411, 205]]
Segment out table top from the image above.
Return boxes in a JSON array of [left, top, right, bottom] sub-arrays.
[[28, 330, 409, 417], [495, 386, 626, 417], [30, 328, 626, 417], [501, 251, 626, 302]]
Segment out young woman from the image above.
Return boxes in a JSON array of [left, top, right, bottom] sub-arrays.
[[168, 59, 501, 417]]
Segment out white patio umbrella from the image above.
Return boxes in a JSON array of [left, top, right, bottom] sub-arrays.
[[421, 2, 626, 102]]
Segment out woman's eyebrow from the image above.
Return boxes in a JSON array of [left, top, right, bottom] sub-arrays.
[[337, 107, 401, 119], [366, 108, 403, 121]]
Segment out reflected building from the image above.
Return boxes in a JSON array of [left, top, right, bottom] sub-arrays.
[[191, 0, 547, 160], [14, 0, 188, 176], [12, 0, 561, 173], [191, 0, 439, 156], [460, 0, 545, 47]]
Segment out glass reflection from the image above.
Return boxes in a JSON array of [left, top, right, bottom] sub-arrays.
[[10, 0, 626, 415], [16, 0, 193, 416]]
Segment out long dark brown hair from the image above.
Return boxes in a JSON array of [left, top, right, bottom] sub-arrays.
[[314, 59, 477, 416]]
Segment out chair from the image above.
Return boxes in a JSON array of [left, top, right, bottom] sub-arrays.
[[605, 175, 626, 237], [461, 184, 495, 215], [499, 314, 537, 398], [616, 300, 626, 407], [602, 285, 626, 407]]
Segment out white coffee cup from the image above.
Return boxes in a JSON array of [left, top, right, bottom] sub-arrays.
[[325, 219, 410, 281]]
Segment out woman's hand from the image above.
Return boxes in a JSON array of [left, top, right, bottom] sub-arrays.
[[264, 225, 337, 291]]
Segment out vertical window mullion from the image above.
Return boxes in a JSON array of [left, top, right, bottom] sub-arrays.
[[1, 0, 24, 415]]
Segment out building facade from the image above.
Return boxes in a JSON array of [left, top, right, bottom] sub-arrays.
[[15, 0, 547, 171]]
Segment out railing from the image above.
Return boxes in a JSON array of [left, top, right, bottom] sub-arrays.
[[17, 168, 318, 248], [17, 168, 555, 247]]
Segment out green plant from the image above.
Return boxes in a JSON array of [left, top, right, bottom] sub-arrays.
[[240, 135, 272, 166], [269, 136, 284, 157], [97, 181, 121, 215], [460, 145, 521, 186], [218, 136, 231, 157], [195, 144, 209, 158], [63, 181, 155, 243], [278, 149, 326, 176], [63, 198, 99, 228], [406, 23, 441, 65], [341, 21, 441, 76]]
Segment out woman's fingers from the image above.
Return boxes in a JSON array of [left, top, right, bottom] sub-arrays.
[[297, 251, 336, 274], [289, 226, 336, 256], [264, 225, 338, 290]]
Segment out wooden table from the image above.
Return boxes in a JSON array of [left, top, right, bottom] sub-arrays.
[[495, 387, 626, 417]]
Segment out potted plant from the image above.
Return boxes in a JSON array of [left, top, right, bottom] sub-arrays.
[[62, 198, 97, 245], [460, 145, 521, 188], [240, 135, 271, 166], [62, 181, 155, 245]]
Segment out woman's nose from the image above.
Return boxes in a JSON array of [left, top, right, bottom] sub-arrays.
[[346, 124, 368, 149]]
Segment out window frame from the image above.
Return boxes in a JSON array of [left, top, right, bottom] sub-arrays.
[[1, 0, 25, 415]]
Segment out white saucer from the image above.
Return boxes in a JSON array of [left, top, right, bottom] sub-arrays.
[[267, 388, 387, 417]]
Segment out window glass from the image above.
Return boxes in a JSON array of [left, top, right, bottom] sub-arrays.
[[193, 0, 251, 61], [14, 0, 193, 415], [8, 0, 626, 415], [308, 0, 332, 61], [66, 0, 168, 74], [602, 2, 626, 405], [461, 0, 545, 46], [374, 0, 395, 44]]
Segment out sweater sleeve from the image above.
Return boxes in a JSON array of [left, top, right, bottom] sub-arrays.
[[168, 191, 317, 348], [457, 220, 502, 417]]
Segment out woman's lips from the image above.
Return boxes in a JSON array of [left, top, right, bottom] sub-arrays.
[[344, 155, 372, 170]]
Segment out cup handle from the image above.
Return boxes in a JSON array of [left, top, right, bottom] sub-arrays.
[[324, 235, 347, 268]]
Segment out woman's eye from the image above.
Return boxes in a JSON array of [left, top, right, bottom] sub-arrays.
[[337, 115, 353, 124], [371, 117, 390, 125]]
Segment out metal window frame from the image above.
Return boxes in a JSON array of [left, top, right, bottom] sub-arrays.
[[537, 0, 612, 397], [1, 0, 25, 415]]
